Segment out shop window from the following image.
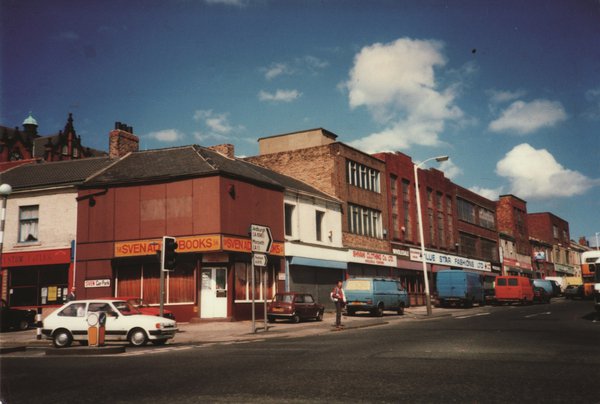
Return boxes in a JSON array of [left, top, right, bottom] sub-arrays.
[[234, 262, 276, 302], [284, 204, 295, 237], [8, 265, 68, 307], [168, 262, 195, 303], [18, 205, 39, 243]]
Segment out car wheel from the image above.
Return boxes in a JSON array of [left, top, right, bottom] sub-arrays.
[[53, 329, 73, 348], [373, 304, 384, 317], [291, 313, 300, 323], [316, 311, 323, 321], [397, 304, 405, 315], [267, 316, 275, 323], [151, 339, 167, 346], [18, 319, 29, 331], [128, 328, 148, 347]]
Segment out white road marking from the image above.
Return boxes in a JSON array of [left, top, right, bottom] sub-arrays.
[[455, 312, 491, 319], [524, 312, 552, 318]]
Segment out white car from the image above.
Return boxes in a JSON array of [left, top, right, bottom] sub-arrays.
[[42, 299, 178, 348]]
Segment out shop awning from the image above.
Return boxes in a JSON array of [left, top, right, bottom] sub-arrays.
[[290, 256, 347, 270]]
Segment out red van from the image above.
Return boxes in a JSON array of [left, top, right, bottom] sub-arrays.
[[495, 276, 534, 304]]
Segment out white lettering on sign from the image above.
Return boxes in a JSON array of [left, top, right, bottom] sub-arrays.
[[251, 224, 273, 253], [84, 279, 111, 288], [409, 248, 491, 272], [348, 250, 397, 267], [392, 248, 410, 257]]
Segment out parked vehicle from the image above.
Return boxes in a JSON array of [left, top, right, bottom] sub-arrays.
[[267, 292, 324, 323], [533, 286, 551, 304], [344, 278, 410, 316], [564, 284, 584, 299], [532, 279, 554, 301], [494, 276, 534, 304], [42, 299, 178, 348], [104, 296, 175, 320], [435, 270, 485, 308], [0, 299, 36, 332], [545, 276, 567, 294], [548, 280, 562, 297]]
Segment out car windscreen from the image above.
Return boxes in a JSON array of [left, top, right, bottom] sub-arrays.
[[113, 301, 141, 315], [345, 280, 371, 291], [274, 294, 294, 303]]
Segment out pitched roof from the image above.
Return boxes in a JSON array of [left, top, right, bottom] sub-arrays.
[[0, 157, 114, 190], [82, 145, 339, 202], [83, 145, 281, 189]]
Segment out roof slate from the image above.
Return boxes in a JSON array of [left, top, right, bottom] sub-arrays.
[[0, 157, 114, 190]]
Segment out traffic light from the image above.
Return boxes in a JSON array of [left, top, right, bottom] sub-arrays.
[[161, 236, 178, 271]]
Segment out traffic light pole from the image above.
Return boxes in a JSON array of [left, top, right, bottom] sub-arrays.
[[160, 262, 166, 318]]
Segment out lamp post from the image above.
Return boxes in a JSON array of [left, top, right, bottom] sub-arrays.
[[0, 183, 12, 302], [595, 232, 599, 251], [414, 156, 449, 316]]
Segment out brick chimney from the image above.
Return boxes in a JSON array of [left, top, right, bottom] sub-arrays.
[[207, 144, 235, 159], [109, 122, 139, 158], [579, 237, 589, 247]]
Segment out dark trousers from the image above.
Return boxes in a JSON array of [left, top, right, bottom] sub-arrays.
[[335, 300, 343, 326]]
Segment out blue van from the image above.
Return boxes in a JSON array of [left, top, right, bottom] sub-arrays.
[[344, 278, 410, 316], [436, 269, 484, 308]]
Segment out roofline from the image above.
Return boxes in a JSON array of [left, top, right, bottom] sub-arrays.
[[257, 127, 338, 142]]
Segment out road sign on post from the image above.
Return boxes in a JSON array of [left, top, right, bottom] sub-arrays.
[[251, 224, 273, 253], [253, 253, 267, 267]]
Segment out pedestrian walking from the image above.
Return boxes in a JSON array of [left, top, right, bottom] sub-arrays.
[[65, 287, 76, 302], [330, 280, 346, 329]]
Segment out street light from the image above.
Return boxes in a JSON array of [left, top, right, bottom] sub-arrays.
[[414, 156, 449, 316], [0, 184, 12, 301], [595, 232, 599, 251]]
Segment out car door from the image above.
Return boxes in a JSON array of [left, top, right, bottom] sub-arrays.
[[293, 294, 306, 318], [55, 302, 88, 339], [303, 294, 317, 317]]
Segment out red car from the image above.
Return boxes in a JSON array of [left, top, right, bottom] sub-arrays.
[[267, 292, 324, 323], [104, 297, 175, 320]]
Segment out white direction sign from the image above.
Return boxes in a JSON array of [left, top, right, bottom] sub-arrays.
[[253, 253, 268, 267], [251, 224, 273, 253]]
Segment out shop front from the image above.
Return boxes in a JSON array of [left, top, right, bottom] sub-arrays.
[[1, 248, 73, 309], [108, 234, 284, 322], [503, 257, 534, 278]]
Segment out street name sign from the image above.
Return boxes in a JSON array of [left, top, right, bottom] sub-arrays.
[[253, 253, 267, 267], [251, 224, 273, 253]]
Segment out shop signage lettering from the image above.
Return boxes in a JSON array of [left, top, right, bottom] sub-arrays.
[[222, 236, 285, 256], [348, 250, 397, 267], [84, 279, 111, 288], [409, 248, 491, 272], [392, 248, 410, 257], [2, 248, 71, 267], [115, 235, 221, 257]]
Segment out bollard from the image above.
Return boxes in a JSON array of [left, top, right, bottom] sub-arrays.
[[36, 307, 43, 340]]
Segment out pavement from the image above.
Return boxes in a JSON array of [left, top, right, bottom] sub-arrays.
[[0, 305, 462, 355]]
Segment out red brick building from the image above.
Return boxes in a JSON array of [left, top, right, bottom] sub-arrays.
[[246, 129, 397, 281], [528, 212, 573, 277], [0, 113, 105, 170], [76, 141, 286, 322], [496, 195, 534, 276]]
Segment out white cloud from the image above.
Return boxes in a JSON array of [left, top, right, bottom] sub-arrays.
[[489, 99, 567, 134], [345, 37, 464, 152], [258, 89, 301, 103], [146, 129, 185, 142], [193, 110, 243, 143], [439, 159, 463, 180], [468, 186, 504, 201], [486, 89, 527, 104], [263, 63, 294, 80], [583, 87, 600, 120], [495, 143, 598, 199], [261, 56, 328, 80]]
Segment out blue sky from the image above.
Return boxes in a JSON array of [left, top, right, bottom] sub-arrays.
[[2, 0, 599, 244]]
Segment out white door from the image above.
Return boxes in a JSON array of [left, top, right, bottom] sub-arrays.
[[200, 267, 228, 318]]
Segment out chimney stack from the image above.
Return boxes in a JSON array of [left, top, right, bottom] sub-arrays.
[[207, 144, 235, 159], [109, 122, 139, 158]]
